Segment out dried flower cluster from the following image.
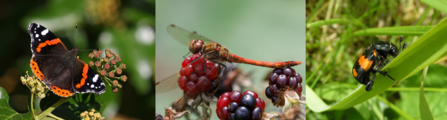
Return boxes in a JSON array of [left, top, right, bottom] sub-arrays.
[[88, 49, 127, 93], [20, 71, 46, 99], [80, 109, 105, 120]]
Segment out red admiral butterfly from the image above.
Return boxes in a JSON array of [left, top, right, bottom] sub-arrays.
[[28, 23, 105, 97]]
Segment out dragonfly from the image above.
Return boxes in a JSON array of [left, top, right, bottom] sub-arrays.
[[167, 24, 302, 68], [156, 24, 301, 94]]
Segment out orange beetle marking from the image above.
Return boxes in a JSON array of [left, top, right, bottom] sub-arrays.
[[75, 64, 89, 88], [358, 55, 373, 71], [353, 69, 358, 77], [36, 38, 62, 52], [51, 86, 73, 97], [30, 59, 45, 81], [373, 50, 377, 57]]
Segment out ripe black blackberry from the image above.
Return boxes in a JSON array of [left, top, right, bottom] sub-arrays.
[[265, 67, 302, 106], [216, 91, 265, 120]]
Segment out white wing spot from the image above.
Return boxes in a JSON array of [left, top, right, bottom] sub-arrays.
[[87, 83, 89, 85], [92, 74, 99, 83], [90, 84, 94, 88], [37, 24, 40, 28], [35, 34, 39, 38], [41, 29, 49, 35], [38, 39, 41, 41], [95, 87, 98, 89], [101, 83, 104, 86]]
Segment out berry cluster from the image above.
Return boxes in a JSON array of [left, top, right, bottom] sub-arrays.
[[216, 91, 265, 120], [265, 67, 302, 106], [178, 53, 221, 98], [20, 72, 46, 99], [80, 109, 105, 120], [88, 49, 127, 93]]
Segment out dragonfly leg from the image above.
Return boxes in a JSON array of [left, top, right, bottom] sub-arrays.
[[198, 56, 208, 73], [183, 51, 191, 59], [188, 51, 215, 73]]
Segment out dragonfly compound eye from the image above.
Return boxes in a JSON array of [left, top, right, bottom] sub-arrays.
[[189, 39, 204, 54]]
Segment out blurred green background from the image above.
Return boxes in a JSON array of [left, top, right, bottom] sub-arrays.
[[156, 0, 305, 119], [0, 0, 155, 119], [306, 0, 447, 119]]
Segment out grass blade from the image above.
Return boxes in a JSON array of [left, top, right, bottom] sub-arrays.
[[420, 0, 447, 13], [307, 17, 447, 112], [419, 67, 434, 120], [352, 26, 434, 36]]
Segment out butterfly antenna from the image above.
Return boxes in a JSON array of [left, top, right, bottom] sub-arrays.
[[75, 25, 78, 47]]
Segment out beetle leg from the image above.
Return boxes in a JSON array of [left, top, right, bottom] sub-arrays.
[[402, 43, 408, 51], [377, 71, 397, 84], [366, 72, 377, 91], [399, 35, 408, 52]]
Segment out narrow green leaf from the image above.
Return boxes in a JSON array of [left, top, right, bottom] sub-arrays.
[[419, 67, 434, 120], [306, 84, 329, 111], [375, 96, 414, 120], [352, 26, 433, 36], [420, 0, 447, 13], [307, 19, 352, 28], [307, 17, 447, 112]]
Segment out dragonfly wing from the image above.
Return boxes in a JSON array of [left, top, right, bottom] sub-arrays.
[[167, 24, 217, 45], [156, 73, 181, 94]]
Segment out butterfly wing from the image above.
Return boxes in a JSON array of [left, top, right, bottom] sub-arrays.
[[28, 23, 77, 97], [72, 59, 106, 95]]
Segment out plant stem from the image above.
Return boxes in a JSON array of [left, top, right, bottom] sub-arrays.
[[31, 93, 35, 119], [36, 97, 70, 119], [47, 113, 64, 120], [201, 102, 211, 120]]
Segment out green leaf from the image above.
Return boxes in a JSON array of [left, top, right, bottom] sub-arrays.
[[40, 93, 105, 119], [352, 26, 434, 36], [307, 17, 447, 112], [307, 19, 353, 28], [397, 64, 447, 119], [420, 0, 447, 13], [0, 87, 33, 120], [419, 67, 434, 120]]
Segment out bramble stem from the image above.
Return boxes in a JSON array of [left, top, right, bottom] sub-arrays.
[[201, 102, 211, 120]]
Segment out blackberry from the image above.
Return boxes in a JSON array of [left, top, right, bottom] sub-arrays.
[[216, 90, 265, 120], [178, 53, 221, 98], [235, 106, 250, 120], [240, 94, 256, 110], [265, 67, 302, 106]]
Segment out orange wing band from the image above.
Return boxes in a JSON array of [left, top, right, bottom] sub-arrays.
[[51, 86, 74, 97], [30, 59, 45, 81], [36, 38, 62, 52], [75, 64, 89, 89]]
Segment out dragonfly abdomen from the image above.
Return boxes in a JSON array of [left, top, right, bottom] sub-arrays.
[[228, 54, 301, 68]]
